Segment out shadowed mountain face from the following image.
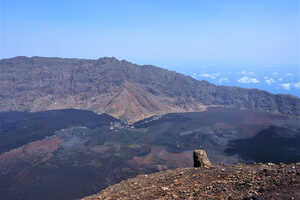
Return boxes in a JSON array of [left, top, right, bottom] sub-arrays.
[[225, 126, 300, 163], [0, 109, 122, 154], [0, 108, 300, 200], [1, 56, 300, 122]]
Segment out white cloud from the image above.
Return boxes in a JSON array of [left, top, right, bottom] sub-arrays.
[[294, 82, 300, 89], [286, 73, 293, 77], [265, 78, 275, 85], [199, 73, 215, 79], [272, 72, 279, 76], [238, 76, 260, 84], [241, 70, 255, 75], [199, 73, 220, 79], [278, 78, 283, 81], [218, 77, 229, 84], [280, 83, 291, 90]]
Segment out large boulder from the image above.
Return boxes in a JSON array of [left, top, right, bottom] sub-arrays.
[[193, 149, 212, 168]]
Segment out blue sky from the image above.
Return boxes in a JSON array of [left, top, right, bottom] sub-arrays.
[[0, 0, 299, 68]]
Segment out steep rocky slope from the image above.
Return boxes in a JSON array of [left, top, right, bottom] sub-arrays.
[[1, 56, 300, 122], [82, 163, 300, 200]]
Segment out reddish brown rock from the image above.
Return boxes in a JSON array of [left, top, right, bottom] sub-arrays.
[[82, 163, 300, 200]]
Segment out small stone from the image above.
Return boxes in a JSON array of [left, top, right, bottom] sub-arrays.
[[161, 187, 169, 191]]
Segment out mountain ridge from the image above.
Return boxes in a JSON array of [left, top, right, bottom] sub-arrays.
[[1, 56, 300, 122]]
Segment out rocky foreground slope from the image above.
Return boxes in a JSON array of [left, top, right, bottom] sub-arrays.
[[1, 56, 300, 122], [82, 162, 300, 200]]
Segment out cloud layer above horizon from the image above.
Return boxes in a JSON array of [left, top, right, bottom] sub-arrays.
[[185, 65, 300, 97]]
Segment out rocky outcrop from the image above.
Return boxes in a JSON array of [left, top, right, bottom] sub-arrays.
[[82, 151, 300, 200], [82, 163, 300, 200], [0, 56, 300, 122], [193, 149, 212, 168]]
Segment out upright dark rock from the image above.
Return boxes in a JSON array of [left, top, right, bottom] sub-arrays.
[[193, 149, 212, 168]]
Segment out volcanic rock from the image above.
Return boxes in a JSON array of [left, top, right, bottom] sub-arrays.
[[193, 149, 212, 168], [82, 163, 300, 200]]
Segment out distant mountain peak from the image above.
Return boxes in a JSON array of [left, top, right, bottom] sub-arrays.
[[97, 56, 120, 64]]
